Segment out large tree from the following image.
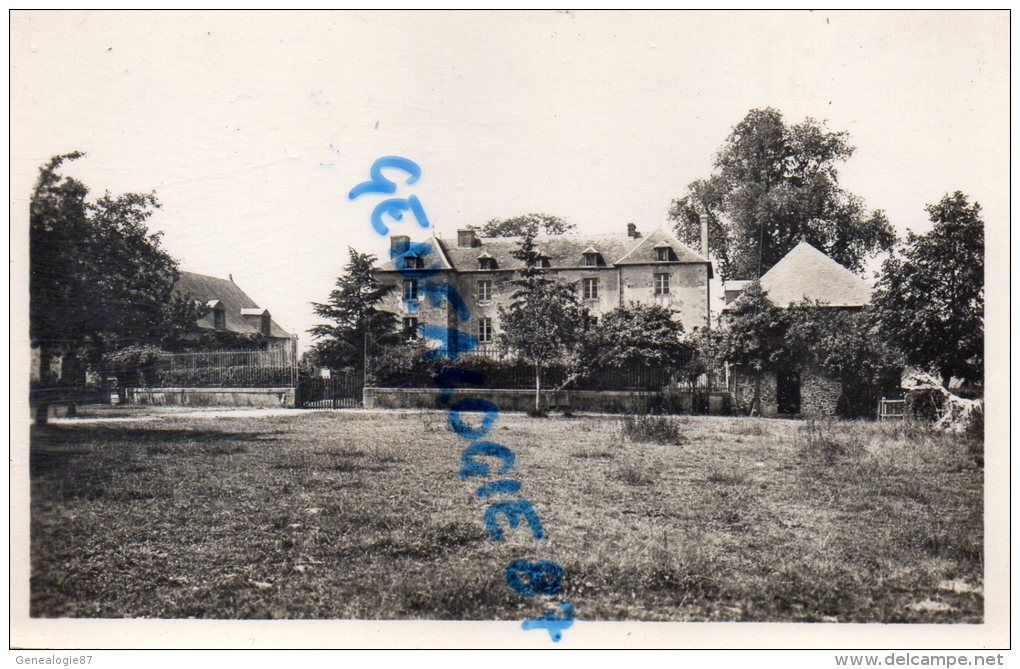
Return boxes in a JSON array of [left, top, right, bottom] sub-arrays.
[[668, 108, 896, 279], [471, 213, 574, 237], [872, 192, 984, 386], [30, 152, 203, 376], [309, 248, 398, 374], [498, 230, 586, 412]]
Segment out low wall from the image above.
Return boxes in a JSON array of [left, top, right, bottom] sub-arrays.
[[363, 387, 730, 414], [125, 387, 296, 408]]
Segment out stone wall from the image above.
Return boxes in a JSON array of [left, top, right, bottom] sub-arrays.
[[800, 371, 843, 417], [729, 368, 843, 417], [363, 386, 730, 414], [730, 370, 778, 416], [126, 387, 296, 408]]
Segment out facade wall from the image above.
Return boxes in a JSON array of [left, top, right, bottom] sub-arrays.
[[377, 270, 456, 349], [619, 264, 709, 332]]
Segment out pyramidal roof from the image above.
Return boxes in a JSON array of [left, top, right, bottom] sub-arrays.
[[758, 241, 872, 307]]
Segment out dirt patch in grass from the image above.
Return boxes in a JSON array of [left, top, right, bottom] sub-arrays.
[[30, 411, 982, 622]]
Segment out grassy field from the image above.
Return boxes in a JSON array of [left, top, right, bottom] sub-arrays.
[[30, 409, 983, 622]]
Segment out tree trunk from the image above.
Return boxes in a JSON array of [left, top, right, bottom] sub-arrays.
[[534, 363, 541, 414], [751, 374, 762, 417]]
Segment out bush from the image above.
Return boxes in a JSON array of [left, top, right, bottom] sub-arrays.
[[966, 403, 984, 440], [904, 389, 945, 422], [799, 419, 864, 464], [619, 415, 687, 445], [366, 341, 442, 387]]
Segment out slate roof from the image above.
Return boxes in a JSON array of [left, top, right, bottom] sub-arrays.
[[757, 241, 872, 308], [375, 236, 453, 272], [377, 228, 710, 273], [173, 271, 292, 338]]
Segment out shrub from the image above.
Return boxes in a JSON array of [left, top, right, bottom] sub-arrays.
[[366, 341, 441, 387], [799, 419, 864, 464], [619, 415, 687, 445], [614, 463, 658, 486], [905, 389, 945, 422]]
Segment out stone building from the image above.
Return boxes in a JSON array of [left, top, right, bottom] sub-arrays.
[[172, 271, 294, 350], [372, 223, 712, 357], [724, 241, 874, 417]]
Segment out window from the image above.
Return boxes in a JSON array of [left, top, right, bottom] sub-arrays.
[[656, 247, 672, 262], [582, 277, 599, 300], [402, 255, 424, 270], [402, 317, 419, 339], [654, 273, 670, 295], [479, 257, 496, 270], [478, 280, 492, 302], [583, 252, 598, 267], [213, 307, 226, 330], [539, 256, 551, 268], [478, 317, 493, 343], [403, 279, 418, 301], [585, 315, 599, 330]]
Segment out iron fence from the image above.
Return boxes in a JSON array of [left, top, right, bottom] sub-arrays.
[[145, 343, 299, 388]]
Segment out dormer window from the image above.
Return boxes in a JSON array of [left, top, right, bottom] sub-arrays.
[[260, 314, 271, 336], [581, 246, 602, 267], [401, 255, 424, 270], [207, 299, 226, 330], [655, 244, 674, 262], [539, 255, 551, 268], [478, 252, 496, 271]]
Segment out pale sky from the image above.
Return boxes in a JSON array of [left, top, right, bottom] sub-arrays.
[[11, 10, 1009, 350]]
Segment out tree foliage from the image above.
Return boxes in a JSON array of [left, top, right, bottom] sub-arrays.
[[668, 108, 896, 280], [497, 229, 586, 411], [872, 192, 984, 386], [472, 213, 575, 237], [718, 282, 792, 373], [592, 303, 693, 370], [308, 248, 398, 372], [29, 152, 204, 373]]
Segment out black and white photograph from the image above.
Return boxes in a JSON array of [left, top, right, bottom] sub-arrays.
[[10, 9, 1009, 654]]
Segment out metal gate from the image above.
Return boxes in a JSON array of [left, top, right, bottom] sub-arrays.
[[878, 398, 907, 422], [297, 373, 361, 409]]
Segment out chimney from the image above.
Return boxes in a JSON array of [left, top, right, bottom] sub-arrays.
[[627, 223, 641, 239], [699, 213, 709, 259], [457, 228, 477, 248], [390, 235, 410, 255]]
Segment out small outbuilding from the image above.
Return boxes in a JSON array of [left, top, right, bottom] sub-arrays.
[[724, 241, 874, 417]]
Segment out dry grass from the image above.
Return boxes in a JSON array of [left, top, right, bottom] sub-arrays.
[[30, 410, 983, 622]]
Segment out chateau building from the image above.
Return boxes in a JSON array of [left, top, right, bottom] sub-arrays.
[[373, 223, 713, 356]]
